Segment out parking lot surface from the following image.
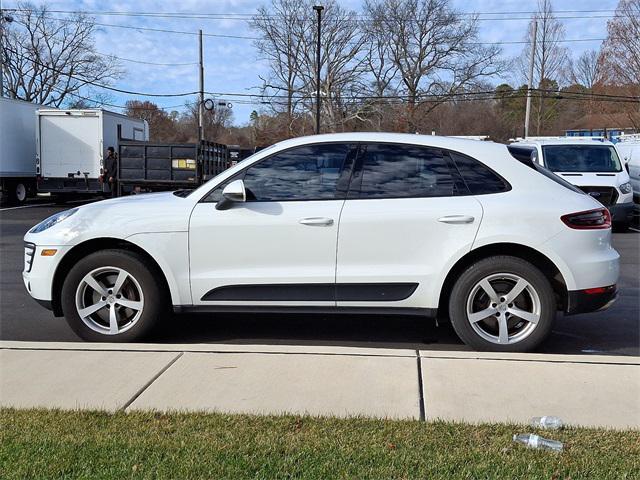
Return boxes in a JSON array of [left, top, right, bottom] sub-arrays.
[[1, 203, 638, 355]]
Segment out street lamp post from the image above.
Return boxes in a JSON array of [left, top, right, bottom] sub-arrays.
[[313, 5, 323, 135]]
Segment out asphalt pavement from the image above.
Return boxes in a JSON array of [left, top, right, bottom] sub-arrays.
[[1, 202, 638, 355]]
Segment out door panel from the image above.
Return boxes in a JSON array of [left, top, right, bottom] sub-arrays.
[[190, 200, 344, 306], [189, 142, 355, 306], [336, 143, 483, 309]]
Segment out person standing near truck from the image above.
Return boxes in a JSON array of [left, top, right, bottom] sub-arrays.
[[103, 147, 118, 197]]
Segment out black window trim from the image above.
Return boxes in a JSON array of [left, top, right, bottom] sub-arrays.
[[200, 141, 358, 204]]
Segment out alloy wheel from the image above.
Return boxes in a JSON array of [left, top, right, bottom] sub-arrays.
[[75, 266, 144, 335], [465, 273, 541, 345]]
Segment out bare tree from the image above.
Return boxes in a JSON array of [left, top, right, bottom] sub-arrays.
[[294, 1, 367, 131], [124, 100, 182, 142], [570, 50, 602, 89], [1, 2, 123, 107], [364, 0, 503, 132], [251, 0, 310, 136], [518, 0, 569, 134], [601, 0, 640, 86], [252, 0, 366, 134]]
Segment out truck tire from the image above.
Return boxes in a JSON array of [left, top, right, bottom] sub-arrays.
[[13, 182, 28, 205]]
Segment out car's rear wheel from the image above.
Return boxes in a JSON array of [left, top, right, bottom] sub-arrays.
[[61, 249, 165, 341], [448, 256, 556, 352]]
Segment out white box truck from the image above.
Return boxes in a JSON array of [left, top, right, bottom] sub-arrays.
[[36, 109, 148, 195], [0, 97, 41, 205]]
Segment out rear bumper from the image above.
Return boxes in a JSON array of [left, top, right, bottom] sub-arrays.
[[565, 285, 617, 315], [609, 201, 634, 223], [39, 177, 102, 193]]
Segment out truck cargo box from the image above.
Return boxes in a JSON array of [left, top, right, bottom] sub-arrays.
[[117, 140, 229, 194], [36, 109, 148, 194]]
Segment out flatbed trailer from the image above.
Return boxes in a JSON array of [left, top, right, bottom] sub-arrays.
[[117, 140, 230, 195]]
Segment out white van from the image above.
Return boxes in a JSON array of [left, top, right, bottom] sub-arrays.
[[509, 138, 634, 230], [615, 137, 640, 207]]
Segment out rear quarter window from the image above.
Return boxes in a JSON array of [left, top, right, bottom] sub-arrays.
[[449, 151, 510, 195]]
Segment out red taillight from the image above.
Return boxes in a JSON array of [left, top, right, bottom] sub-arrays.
[[584, 285, 616, 295], [561, 208, 611, 230]]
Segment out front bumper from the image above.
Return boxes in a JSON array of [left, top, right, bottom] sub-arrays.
[[22, 244, 71, 309], [565, 285, 617, 315], [609, 201, 634, 223]]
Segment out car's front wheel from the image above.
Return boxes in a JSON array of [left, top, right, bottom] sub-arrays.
[[61, 249, 165, 341], [448, 256, 556, 352]]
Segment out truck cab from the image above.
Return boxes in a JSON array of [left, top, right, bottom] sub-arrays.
[[510, 137, 634, 230]]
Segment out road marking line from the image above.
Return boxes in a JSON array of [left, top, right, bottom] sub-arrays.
[[0, 203, 55, 212]]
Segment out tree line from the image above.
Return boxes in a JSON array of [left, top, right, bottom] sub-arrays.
[[1, 0, 638, 146]]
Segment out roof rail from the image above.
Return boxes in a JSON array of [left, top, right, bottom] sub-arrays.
[[615, 133, 640, 143]]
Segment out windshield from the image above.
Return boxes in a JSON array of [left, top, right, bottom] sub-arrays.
[[542, 145, 622, 173]]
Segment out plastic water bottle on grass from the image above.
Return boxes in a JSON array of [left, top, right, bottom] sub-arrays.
[[513, 434, 563, 452], [530, 416, 563, 430]]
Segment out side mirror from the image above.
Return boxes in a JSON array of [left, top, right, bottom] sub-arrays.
[[216, 179, 246, 210]]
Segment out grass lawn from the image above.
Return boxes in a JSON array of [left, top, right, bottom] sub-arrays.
[[1, 409, 638, 479]]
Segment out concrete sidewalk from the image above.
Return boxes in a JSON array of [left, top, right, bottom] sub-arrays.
[[1, 341, 638, 429]]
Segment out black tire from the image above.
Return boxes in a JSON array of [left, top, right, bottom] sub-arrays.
[[448, 256, 556, 352], [61, 249, 166, 342]]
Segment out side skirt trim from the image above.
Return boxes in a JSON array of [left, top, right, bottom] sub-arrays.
[[174, 305, 437, 317], [201, 283, 419, 302]]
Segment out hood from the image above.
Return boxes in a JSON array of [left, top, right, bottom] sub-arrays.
[[25, 191, 195, 245], [555, 171, 629, 188]]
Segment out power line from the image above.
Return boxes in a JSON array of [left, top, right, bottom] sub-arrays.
[[8, 10, 611, 46], [5, 47, 199, 97]]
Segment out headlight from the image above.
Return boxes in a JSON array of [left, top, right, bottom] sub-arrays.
[[619, 182, 632, 194], [30, 208, 78, 233]]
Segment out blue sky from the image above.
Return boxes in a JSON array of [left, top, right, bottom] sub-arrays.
[[6, 0, 619, 125]]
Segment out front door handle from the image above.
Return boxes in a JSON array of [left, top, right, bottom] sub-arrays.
[[299, 217, 334, 226], [438, 215, 475, 224]]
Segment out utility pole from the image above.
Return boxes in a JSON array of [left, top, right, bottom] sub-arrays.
[[524, 17, 537, 139], [0, 0, 12, 98], [198, 29, 204, 143], [313, 5, 324, 135]]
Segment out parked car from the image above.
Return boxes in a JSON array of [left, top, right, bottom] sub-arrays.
[[23, 133, 619, 352], [509, 138, 634, 231]]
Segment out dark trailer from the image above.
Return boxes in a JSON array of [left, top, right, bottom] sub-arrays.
[[117, 140, 229, 195]]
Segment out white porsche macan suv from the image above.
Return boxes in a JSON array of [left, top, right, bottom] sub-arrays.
[[23, 133, 620, 352]]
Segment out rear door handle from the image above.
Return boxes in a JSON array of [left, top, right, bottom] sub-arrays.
[[299, 217, 334, 226], [438, 215, 475, 224]]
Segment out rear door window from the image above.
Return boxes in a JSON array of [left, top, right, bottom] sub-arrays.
[[356, 143, 457, 198]]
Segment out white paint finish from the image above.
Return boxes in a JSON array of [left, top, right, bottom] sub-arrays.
[[189, 200, 344, 305], [128, 352, 421, 419], [127, 232, 192, 306], [0, 98, 40, 177], [0, 349, 178, 411], [421, 357, 640, 429], [336, 196, 482, 308], [22, 245, 72, 301]]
